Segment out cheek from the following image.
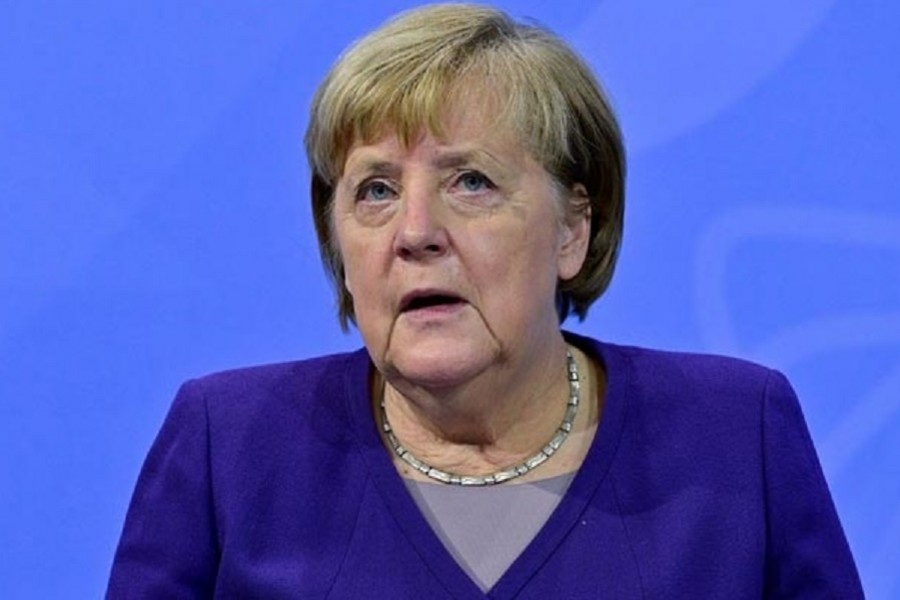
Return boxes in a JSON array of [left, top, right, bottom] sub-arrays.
[[336, 231, 393, 324], [340, 242, 369, 298], [333, 217, 370, 294], [472, 222, 560, 305]]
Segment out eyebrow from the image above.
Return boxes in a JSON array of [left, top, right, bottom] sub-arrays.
[[343, 148, 502, 182], [432, 151, 478, 170], [345, 160, 402, 179]]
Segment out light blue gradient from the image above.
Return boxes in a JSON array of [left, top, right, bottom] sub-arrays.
[[1, 1, 897, 596]]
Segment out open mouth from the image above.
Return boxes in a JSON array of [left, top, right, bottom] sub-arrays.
[[400, 292, 466, 313]]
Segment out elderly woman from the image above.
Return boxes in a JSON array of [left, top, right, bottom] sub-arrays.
[[107, 4, 862, 598]]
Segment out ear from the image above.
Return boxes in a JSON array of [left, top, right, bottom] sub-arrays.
[[557, 184, 591, 281]]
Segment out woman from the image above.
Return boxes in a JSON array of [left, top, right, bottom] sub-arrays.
[[107, 4, 862, 598]]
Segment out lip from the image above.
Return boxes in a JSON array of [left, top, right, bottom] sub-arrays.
[[398, 288, 468, 316]]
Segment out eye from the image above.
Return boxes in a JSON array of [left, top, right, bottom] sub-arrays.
[[357, 179, 396, 202], [454, 171, 493, 193]]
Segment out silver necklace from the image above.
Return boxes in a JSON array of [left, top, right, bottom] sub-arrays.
[[380, 350, 581, 486]]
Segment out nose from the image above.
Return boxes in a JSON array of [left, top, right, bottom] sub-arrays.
[[393, 186, 449, 260]]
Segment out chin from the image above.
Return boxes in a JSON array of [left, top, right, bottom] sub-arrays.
[[383, 331, 500, 390]]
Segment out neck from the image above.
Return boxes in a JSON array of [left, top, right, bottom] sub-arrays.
[[379, 334, 574, 473]]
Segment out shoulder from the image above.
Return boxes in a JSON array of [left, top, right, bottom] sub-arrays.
[[180, 349, 368, 411], [189, 349, 366, 392], [566, 334, 863, 595], [618, 343, 780, 400], [568, 331, 782, 405], [166, 349, 371, 447], [155, 349, 373, 504], [566, 331, 794, 456]]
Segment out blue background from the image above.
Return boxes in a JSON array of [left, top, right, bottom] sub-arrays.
[[2, 0, 898, 597]]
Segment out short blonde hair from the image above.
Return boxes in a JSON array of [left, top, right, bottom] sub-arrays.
[[305, 3, 625, 330]]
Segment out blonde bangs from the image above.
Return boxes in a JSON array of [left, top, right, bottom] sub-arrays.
[[312, 62, 456, 182], [309, 11, 527, 182], [309, 36, 575, 186]]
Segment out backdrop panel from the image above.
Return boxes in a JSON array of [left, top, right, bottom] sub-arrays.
[[1, 1, 897, 597]]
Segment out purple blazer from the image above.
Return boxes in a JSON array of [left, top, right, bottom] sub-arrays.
[[107, 334, 862, 598]]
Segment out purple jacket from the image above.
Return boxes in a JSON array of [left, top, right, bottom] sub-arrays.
[[107, 334, 862, 598]]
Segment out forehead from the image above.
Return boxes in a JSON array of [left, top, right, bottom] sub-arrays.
[[341, 90, 531, 174]]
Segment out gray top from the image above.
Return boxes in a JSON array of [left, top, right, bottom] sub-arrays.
[[404, 472, 576, 592]]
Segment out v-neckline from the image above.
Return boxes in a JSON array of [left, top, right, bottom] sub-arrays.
[[343, 333, 629, 599]]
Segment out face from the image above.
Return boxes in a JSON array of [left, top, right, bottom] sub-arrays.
[[332, 98, 589, 389]]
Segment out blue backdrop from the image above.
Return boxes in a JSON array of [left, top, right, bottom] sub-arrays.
[[2, 1, 898, 597]]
